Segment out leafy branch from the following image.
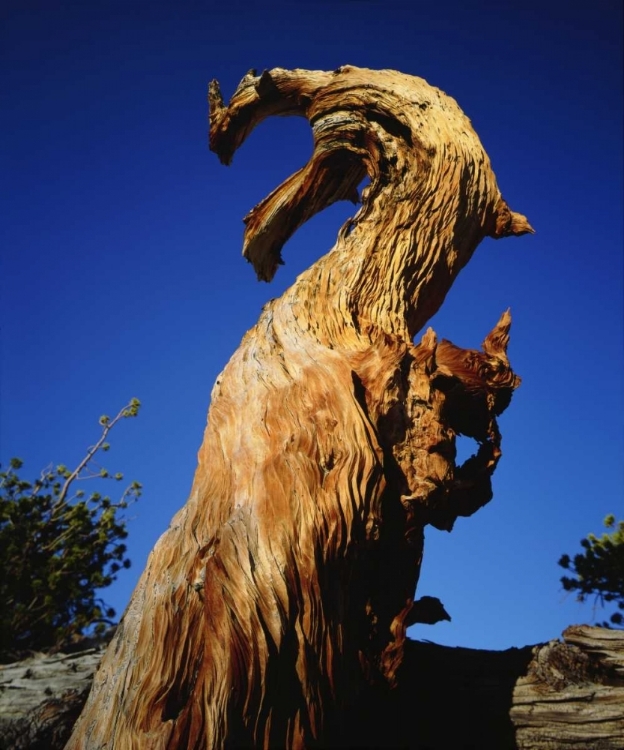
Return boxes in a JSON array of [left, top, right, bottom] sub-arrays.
[[559, 515, 624, 628], [0, 399, 142, 661], [54, 398, 141, 511]]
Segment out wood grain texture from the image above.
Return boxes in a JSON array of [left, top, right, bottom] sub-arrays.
[[5, 626, 622, 748], [66, 66, 531, 749], [0, 633, 112, 750], [511, 625, 624, 749]]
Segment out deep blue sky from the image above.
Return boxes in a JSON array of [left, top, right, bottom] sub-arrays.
[[2, 0, 622, 650]]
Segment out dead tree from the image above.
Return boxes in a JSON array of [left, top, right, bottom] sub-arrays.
[[66, 66, 532, 749]]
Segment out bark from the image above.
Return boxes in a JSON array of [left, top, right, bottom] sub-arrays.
[[66, 66, 532, 749], [4, 627, 621, 749], [511, 625, 624, 749], [0, 633, 112, 750]]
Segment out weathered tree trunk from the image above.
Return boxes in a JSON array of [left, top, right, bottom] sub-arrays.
[[3, 626, 622, 748], [66, 66, 532, 749]]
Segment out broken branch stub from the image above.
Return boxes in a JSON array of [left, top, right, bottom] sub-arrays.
[[67, 67, 532, 749]]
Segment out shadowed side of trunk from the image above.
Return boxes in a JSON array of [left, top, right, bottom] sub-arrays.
[[4, 626, 622, 748]]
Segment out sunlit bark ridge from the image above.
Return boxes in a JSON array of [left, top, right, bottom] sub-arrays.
[[67, 66, 532, 749]]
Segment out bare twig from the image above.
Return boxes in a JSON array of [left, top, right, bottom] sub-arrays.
[[51, 400, 139, 515]]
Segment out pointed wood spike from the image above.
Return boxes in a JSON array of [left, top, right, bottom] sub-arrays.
[[233, 68, 258, 97], [207, 79, 224, 116], [419, 327, 437, 349], [489, 197, 534, 238], [207, 80, 226, 153], [255, 69, 279, 99], [482, 308, 512, 361], [509, 210, 534, 236], [414, 327, 438, 371]]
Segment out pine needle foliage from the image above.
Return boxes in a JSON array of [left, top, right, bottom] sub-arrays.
[[0, 399, 142, 661], [559, 515, 624, 628]]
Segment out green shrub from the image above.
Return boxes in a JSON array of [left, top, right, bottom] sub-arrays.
[[0, 399, 142, 661], [559, 514, 624, 628]]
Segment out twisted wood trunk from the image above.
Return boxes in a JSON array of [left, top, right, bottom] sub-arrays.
[[67, 66, 532, 749]]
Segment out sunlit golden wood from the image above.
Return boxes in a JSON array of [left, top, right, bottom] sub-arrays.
[[67, 65, 531, 749]]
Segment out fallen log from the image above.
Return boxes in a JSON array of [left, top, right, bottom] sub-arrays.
[[2, 626, 621, 748], [510, 625, 624, 750], [0, 633, 112, 750]]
